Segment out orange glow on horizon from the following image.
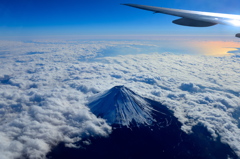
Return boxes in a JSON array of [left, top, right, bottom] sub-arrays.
[[189, 41, 240, 56]]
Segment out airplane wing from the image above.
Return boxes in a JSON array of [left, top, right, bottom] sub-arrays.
[[123, 4, 240, 37]]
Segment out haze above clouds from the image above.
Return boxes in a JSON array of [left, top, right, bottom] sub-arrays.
[[0, 39, 240, 158]]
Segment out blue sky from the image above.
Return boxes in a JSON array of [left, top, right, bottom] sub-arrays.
[[0, 0, 240, 38]]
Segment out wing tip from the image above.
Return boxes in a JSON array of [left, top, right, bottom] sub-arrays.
[[121, 4, 136, 6]]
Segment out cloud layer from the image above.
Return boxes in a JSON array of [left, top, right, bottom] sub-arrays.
[[0, 39, 240, 158]]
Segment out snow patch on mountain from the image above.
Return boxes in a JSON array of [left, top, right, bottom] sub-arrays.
[[88, 86, 156, 126]]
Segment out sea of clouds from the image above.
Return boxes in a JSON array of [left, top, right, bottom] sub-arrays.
[[0, 39, 240, 158]]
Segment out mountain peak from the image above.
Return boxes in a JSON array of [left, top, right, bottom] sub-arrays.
[[88, 85, 156, 127]]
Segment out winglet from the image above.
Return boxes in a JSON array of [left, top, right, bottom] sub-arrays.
[[121, 4, 140, 7], [122, 4, 160, 13], [121, 4, 134, 6]]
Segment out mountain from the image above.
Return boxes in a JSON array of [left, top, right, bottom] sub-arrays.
[[88, 85, 157, 127], [47, 86, 238, 159]]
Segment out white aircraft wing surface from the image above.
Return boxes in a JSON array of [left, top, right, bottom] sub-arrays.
[[123, 4, 240, 37]]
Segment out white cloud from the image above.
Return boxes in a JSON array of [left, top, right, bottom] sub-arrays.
[[0, 39, 240, 158], [0, 57, 112, 159]]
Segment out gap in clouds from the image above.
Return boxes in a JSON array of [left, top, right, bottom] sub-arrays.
[[228, 48, 240, 57]]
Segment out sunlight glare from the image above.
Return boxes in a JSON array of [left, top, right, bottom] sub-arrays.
[[228, 20, 240, 26]]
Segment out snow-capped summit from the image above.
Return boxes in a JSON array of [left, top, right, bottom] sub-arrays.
[[88, 86, 156, 127]]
